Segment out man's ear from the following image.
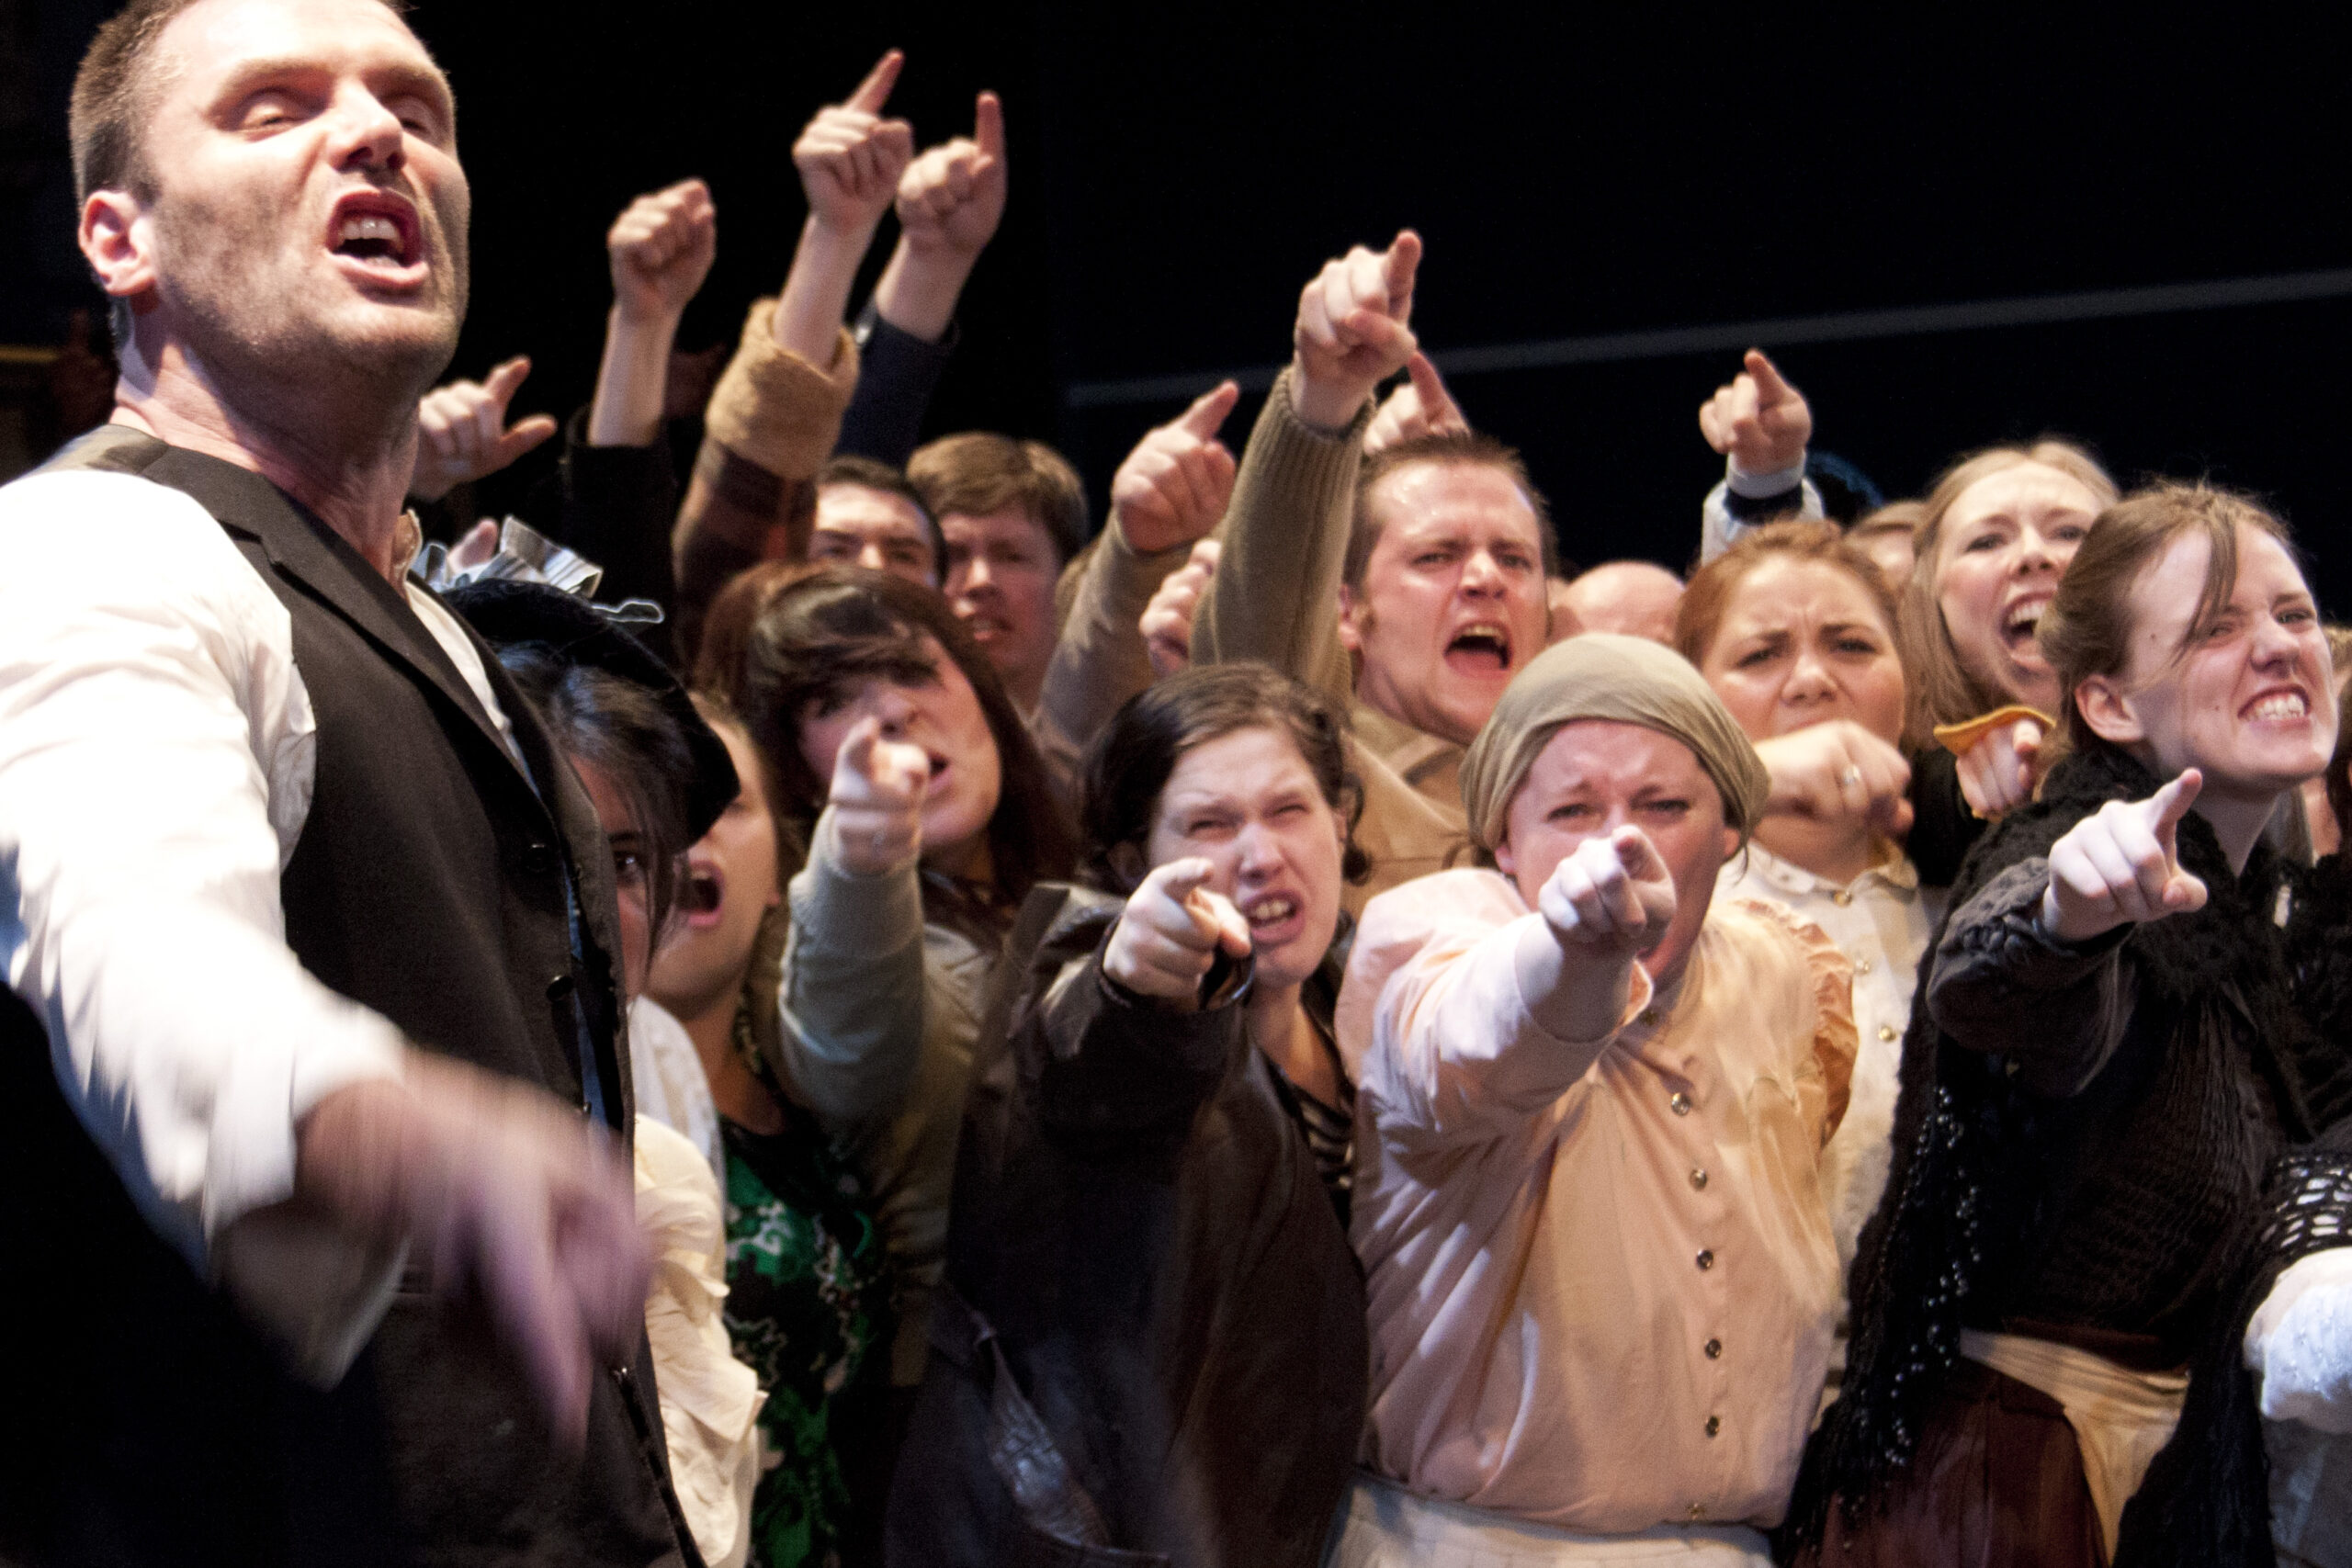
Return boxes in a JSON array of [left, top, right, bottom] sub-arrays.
[[1337, 584, 1365, 656], [1108, 840, 1148, 890], [2074, 674, 2144, 747], [80, 190, 157, 308]]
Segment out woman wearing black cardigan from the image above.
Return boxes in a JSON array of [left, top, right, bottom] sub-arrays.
[[1786, 484, 2352, 1567]]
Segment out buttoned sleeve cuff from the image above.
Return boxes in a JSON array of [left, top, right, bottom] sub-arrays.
[[1725, 457, 1809, 500], [1701, 468, 1826, 564], [702, 301, 860, 481]]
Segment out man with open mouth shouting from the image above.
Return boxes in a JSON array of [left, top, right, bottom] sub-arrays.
[[0, 0, 693, 1562], [1190, 230, 1559, 908]]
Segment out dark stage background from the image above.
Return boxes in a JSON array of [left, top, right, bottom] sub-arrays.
[[6, 4, 2347, 604]]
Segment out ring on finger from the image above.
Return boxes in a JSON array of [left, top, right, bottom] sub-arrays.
[[1840, 764, 1864, 788]]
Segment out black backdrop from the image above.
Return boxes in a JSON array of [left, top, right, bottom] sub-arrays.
[[8, 3, 2348, 604]]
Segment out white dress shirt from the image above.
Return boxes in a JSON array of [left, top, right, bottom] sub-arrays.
[[0, 464, 514, 1376], [1716, 840, 1936, 1277]]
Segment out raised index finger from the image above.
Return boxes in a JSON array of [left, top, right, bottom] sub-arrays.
[[972, 90, 1006, 160], [1175, 380, 1240, 441], [845, 49, 903, 114], [1383, 230, 1423, 313], [483, 355, 534, 410], [1406, 351, 1454, 417], [832, 715, 883, 780], [1148, 856, 1217, 906], [2147, 767, 2204, 842], [1744, 348, 1791, 404], [1610, 823, 1668, 882]]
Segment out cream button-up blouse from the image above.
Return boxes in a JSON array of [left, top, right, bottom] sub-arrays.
[[1338, 869, 1855, 1532]]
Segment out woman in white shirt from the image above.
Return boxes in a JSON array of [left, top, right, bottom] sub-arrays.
[[1674, 522, 1930, 1283]]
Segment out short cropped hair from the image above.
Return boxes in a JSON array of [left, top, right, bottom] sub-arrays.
[[906, 432, 1089, 566], [818, 454, 944, 581], [72, 0, 412, 346], [70, 0, 411, 202], [1343, 431, 1559, 593]]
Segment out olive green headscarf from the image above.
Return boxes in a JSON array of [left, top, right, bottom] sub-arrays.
[[1458, 633, 1770, 853]]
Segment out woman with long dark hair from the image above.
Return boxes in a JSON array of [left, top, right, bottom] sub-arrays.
[[738, 568, 1076, 1427]]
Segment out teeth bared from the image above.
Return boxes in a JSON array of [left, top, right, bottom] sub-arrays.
[[1451, 622, 1510, 654], [2250, 694, 2308, 720], [1245, 897, 1297, 925], [339, 215, 401, 247]]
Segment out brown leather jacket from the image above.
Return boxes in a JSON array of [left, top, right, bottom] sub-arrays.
[[884, 885, 1366, 1567]]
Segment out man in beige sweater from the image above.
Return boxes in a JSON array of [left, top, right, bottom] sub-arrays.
[[1193, 232, 1556, 904]]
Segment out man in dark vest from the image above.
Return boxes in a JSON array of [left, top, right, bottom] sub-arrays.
[[0, 0, 693, 1562]]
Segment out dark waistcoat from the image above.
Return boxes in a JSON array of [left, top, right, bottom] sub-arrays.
[[0, 429, 685, 1568]]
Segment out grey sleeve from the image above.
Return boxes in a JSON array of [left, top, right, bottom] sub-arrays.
[[771, 808, 930, 1132]]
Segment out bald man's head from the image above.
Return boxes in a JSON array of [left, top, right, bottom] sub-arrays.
[[1555, 560, 1684, 645]]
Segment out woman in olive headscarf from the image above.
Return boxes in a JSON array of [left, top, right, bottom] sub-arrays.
[[1332, 634, 1858, 1566]]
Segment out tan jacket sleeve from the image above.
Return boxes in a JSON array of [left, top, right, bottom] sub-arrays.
[[671, 303, 859, 654], [1193, 367, 1371, 705]]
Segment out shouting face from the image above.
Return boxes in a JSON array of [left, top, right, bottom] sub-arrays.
[[87, 0, 469, 418], [1142, 725, 1348, 997], [1341, 460, 1551, 747], [1932, 462, 2101, 714]]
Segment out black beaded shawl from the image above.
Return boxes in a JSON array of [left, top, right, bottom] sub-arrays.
[[1782, 742, 2341, 1562]]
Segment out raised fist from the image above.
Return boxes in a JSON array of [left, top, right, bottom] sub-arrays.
[[410, 356, 560, 502], [827, 715, 930, 875], [1103, 856, 1252, 1004], [1363, 351, 1468, 457], [896, 92, 1008, 260], [1754, 719, 1914, 839], [1290, 230, 1421, 430], [1141, 538, 1219, 678], [1536, 825, 1679, 960], [2039, 769, 2208, 943], [1697, 349, 1813, 477], [1112, 381, 1239, 555], [607, 178, 717, 323], [795, 51, 916, 235]]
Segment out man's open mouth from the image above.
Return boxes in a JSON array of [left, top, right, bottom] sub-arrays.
[[327, 192, 424, 273], [1445, 622, 1513, 673]]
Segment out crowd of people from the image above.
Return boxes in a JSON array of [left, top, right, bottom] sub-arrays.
[[2, 2, 2349, 1566]]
